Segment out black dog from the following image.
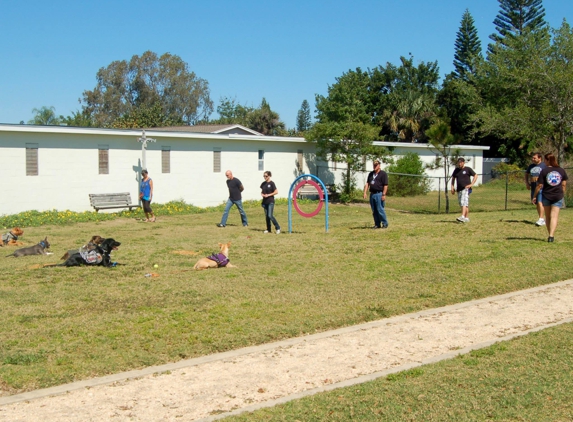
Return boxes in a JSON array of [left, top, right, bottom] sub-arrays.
[[60, 238, 120, 267]]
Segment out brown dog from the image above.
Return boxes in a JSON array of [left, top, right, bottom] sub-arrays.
[[1, 227, 24, 246], [60, 235, 104, 260], [193, 242, 236, 270]]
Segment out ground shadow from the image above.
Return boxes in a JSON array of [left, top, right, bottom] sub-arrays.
[[503, 219, 537, 226], [506, 237, 547, 242], [349, 226, 389, 230]]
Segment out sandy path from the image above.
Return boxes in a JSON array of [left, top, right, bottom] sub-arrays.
[[2, 280, 573, 422]]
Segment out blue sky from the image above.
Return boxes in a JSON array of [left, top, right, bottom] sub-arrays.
[[1, 0, 571, 129]]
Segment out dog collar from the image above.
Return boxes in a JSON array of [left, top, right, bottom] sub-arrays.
[[39, 241, 46, 248]]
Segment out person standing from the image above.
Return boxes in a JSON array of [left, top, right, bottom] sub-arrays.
[[217, 170, 248, 227], [260, 171, 281, 234], [363, 160, 389, 229], [451, 157, 477, 223], [524, 152, 546, 226], [139, 170, 156, 222], [533, 153, 568, 243]]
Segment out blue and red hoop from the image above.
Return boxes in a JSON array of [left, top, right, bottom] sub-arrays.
[[288, 174, 329, 233]]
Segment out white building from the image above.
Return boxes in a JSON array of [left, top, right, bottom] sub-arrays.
[[0, 124, 489, 215]]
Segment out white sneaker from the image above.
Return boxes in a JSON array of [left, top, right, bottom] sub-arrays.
[[276, 229, 281, 234], [535, 218, 546, 226], [463, 217, 470, 223], [456, 216, 465, 222], [263, 230, 269, 234]]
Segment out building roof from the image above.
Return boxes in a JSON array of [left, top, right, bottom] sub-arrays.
[[150, 124, 263, 136]]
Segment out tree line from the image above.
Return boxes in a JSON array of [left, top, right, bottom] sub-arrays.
[[27, 1, 572, 170]]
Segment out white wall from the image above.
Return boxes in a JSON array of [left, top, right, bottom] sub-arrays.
[[0, 126, 488, 215], [0, 127, 317, 215]]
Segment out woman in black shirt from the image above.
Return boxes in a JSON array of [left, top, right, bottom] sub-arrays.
[[260, 171, 281, 234], [533, 153, 568, 242]]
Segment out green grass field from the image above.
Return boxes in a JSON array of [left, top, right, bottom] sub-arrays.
[[1, 185, 571, 419]]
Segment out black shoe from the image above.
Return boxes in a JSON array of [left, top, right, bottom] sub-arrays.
[[382, 225, 388, 229], [548, 236, 554, 243], [217, 223, 225, 227], [371, 226, 381, 229]]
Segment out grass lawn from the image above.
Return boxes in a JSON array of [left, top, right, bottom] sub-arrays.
[[1, 185, 571, 399]]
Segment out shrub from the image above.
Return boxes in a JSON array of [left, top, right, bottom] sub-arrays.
[[386, 153, 430, 197], [491, 162, 525, 184], [486, 163, 527, 191]]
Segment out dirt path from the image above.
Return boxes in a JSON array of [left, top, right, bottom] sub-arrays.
[[2, 280, 573, 422]]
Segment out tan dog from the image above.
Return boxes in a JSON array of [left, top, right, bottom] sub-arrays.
[[1, 227, 24, 246], [193, 242, 236, 270]]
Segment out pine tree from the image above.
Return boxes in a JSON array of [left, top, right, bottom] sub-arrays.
[[296, 100, 312, 132], [489, 0, 546, 47], [453, 9, 482, 80]]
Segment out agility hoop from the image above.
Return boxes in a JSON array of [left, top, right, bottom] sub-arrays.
[[292, 179, 324, 217], [288, 174, 329, 233]]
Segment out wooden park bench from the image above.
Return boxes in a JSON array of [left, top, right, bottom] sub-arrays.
[[89, 192, 141, 212], [296, 183, 334, 200]]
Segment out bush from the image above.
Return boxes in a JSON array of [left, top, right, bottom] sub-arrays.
[[386, 153, 430, 197], [491, 162, 525, 185]]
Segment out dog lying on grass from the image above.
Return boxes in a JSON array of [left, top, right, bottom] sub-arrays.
[[6, 237, 51, 257], [1, 227, 24, 246], [60, 235, 104, 261], [60, 238, 121, 267], [193, 242, 236, 270]]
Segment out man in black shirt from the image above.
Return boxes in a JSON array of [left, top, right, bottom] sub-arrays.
[[451, 158, 477, 223], [217, 170, 248, 227], [363, 160, 389, 229]]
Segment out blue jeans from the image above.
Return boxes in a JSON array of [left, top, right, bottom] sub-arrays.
[[220, 198, 248, 226], [369, 192, 388, 228], [262, 203, 280, 231]]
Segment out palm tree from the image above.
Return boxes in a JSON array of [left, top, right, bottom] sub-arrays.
[[385, 91, 436, 142], [28, 106, 61, 125]]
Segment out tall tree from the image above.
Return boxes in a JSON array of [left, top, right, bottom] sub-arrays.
[[453, 9, 483, 80], [489, 0, 547, 50], [28, 106, 61, 125], [306, 68, 385, 195], [472, 22, 573, 164], [437, 74, 482, 139], [296, 99, 312, 133], [370, 55, 440, 142], [211, 97, 286, 135], [110, 102, 184, 129], [60, 110, 93, 127], [213, 97, 253, 126], [248, 98, 286, 136], [81, 51, 213, 127]]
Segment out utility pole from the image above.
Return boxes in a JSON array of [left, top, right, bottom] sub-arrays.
[[137, 130, 156, 171]]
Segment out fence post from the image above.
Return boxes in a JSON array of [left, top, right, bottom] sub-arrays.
[[505, 171, 509, 211]]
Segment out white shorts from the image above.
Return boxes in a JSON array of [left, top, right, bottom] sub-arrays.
[[458, 189, 470, 207]]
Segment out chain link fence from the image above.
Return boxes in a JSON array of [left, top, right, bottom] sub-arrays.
[[315, 165, 572, 214]]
